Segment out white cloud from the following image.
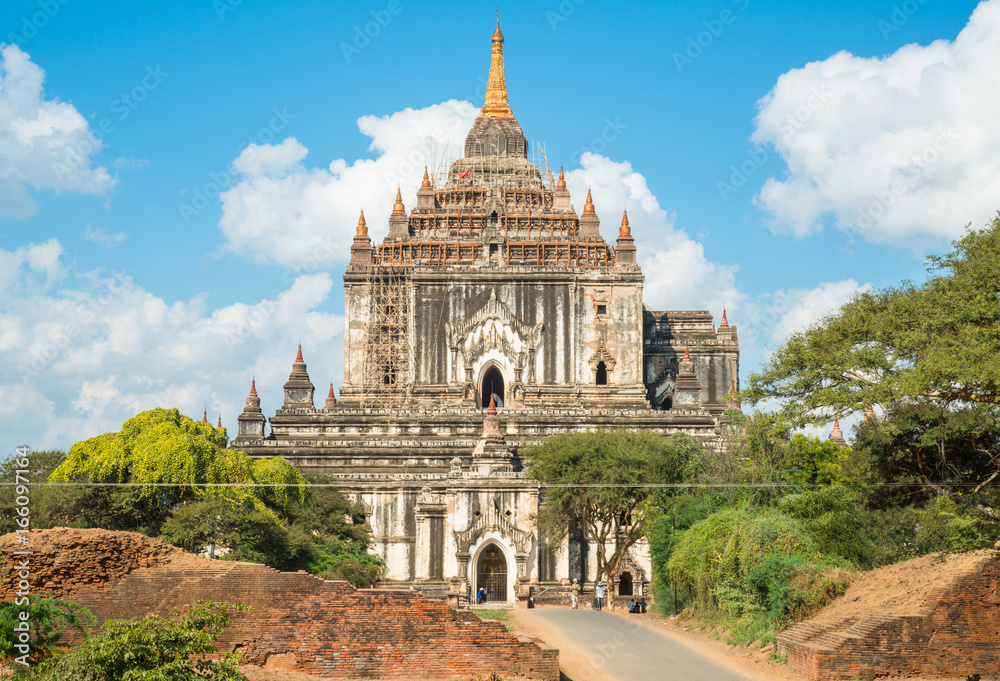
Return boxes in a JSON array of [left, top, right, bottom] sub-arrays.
[[566, 153, 743, 316], [740, 279, 871, 355], [0, 240, 343, 450], [0, 45, 115, 219], [83, 225, 128, 247], [752, 0, 1000, 245], [218, 100, 478, 268]]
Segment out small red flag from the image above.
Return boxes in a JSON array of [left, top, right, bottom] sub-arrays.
[[459, 167, 471, 179]]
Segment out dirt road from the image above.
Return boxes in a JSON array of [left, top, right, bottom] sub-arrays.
[[513, 609, 788, 681]]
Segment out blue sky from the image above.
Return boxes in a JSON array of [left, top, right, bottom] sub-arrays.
[[2, 0, 997, 450]]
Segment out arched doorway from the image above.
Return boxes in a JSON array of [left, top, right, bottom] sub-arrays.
[[480, 365, 504, 408], [476, 544, 508, 603], [595, 361, 608, 386], [618, 571, 634, 596]]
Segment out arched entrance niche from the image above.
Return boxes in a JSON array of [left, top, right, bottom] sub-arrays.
[[618, 571, 634, 596], [474, 541, 509, 604], [480, 364, 505, 408], [595, 361, 608, 386]]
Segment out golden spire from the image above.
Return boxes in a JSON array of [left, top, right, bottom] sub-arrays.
[[421, 167, 431, 188], [356, 210, 368, 236], [392, 187, 405, 214], [619, 209, 631, 237], [583, 188, 595, 215], [557, 166, 566, 189], [481, 16, 513, 118]]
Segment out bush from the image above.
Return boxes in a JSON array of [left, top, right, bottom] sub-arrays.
[[0, 595, 95, 665], [778, 486, 875, 566], [31, 600, 247, 680], [668, 507, 853, 639]]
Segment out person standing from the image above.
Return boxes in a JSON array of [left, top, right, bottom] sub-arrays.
[[595, 581, 605, 611], [570, 579, 580, 609]]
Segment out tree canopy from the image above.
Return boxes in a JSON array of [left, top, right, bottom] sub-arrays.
[[744, 215, 1000, 424], [48, 408, 307, 534], [522, 429, 701, 610]]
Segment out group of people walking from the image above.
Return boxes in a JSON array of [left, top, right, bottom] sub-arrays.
[[568, 579, 647, 612]]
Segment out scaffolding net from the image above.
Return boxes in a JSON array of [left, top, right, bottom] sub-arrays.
[[361, 265, 410, 409]]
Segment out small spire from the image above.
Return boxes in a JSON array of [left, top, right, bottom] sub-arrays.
[[683, 343, 691, 362], [830, 419, 845, 444], [712, 323, 717, 335], [202, 408, 208, 423], [583, 188, 595, 215], [619, 209, 631, 237], [720, 308, 729, 327], [557, 166, 566, 190], [865, 405, 875, 419], [356, 210, 368, 237], [295, 344, 304, 363], [421, 167, 431, 189], [250, 378, 257, 396], [488, 393, 497, 416], [328, 383, 335, 399], [217, 413, 222, 428], [392, 187, 405, 214], [482, 16, 513, 119]]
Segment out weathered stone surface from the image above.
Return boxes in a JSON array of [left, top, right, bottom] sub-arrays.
[[231, 21, 739, 603]]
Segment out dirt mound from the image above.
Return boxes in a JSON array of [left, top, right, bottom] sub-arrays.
[[779, 549, 1000, 680], [0, 527, 198, 600], [808, 549, 996, 624]]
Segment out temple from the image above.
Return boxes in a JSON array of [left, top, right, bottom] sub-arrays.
[[234, 20, 739, 605]]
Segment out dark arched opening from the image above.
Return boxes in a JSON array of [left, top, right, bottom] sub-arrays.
[[481, 365, 504, 408], [595, 361, 608, 386], [618, 571, 634, 596], [476, 544, 508, 603]]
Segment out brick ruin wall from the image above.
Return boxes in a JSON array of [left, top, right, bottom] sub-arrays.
[[778, 551, 1000, 680], [1, 529, 559, 680]]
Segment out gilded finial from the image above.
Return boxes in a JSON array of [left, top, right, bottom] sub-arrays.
[[421, 167, 431, 189], [583, 188, 595, 215], [482, 16, 513, 118], [619, 208, 631, 237], [557, 166, 566, 190], [393, 187, 405, 214], [356, 209, 368, 237]]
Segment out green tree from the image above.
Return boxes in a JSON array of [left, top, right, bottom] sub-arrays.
[[0, 450, 69, 535], [32, 600, 247, 680], [712, 411, 793, 507], [782, 434, 848, 487], [745, 215, 1000, 419], [853, 400, 1000, 518], [157, 498, 319, 572], [48, 408, 307, 535], [745, 216, 1000, 516], [522, 430, 700, 611], [0, 596, 95, 667]]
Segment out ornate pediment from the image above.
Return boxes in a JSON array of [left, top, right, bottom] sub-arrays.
[[454, 498, 532, 554], [446, 289, 542, 349], [588, 336, 617, 372]]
